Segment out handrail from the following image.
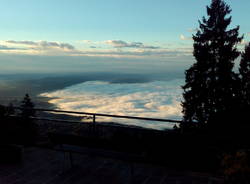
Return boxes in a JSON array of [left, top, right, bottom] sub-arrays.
[[14, 107, 182, 124]]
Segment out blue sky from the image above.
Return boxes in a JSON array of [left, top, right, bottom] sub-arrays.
[[0, 0, 249, 73]]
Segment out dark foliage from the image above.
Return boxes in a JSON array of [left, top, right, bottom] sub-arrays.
[[0, 104, 19, 144], [0, 103, 15, 118], [20, 93, 36, 118], [19, 94, 37, 145], [222, 150, 250, 184], [239, 43, 250, 107], [182, 0, 242, 127], [0, 94, 37, 145]]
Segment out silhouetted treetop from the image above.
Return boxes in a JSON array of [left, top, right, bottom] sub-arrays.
[[240, 43, 250, 106], [20, 94, 35, 118], [182, 0, 242, 125]]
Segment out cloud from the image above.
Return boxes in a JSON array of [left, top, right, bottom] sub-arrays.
[[82, 40, 92, 44], [40, 80, 184, 130], [39, 41, 75, 50], [0, 45, 27, 50], [0, 39, 192, 58], [79, 40, 103, 45], [6, 40, 37, 45], [180, 34, 193, 41], [104, 40, 160, 49], [0, 40, 76, 55], [70, 47, 193, 59], [105, 40, 141, 48], [6, 40, 75, 50]]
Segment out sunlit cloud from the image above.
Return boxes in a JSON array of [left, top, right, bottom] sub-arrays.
[[5, 40, 75, 50], [0, 45, 27, 51], [0, 39, 193, 59], [69, 47, 193, 59], [0, 40, 76, 55], [81, 40, 92, 44], [6, 40, 37, 45], [104, 40, 160, 49]]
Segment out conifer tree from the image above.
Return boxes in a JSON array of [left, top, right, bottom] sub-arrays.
[[239, 43, 250, 106], [19, 94, 37, 144], [20, 94, 35, 118], [182, 0, 242, 125]]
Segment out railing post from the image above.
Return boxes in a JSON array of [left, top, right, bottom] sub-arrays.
[[93, 114, 96, 134]]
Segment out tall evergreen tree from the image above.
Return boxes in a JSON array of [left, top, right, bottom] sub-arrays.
[[182, 0, 242, 125], [239, 43, 250, 106]]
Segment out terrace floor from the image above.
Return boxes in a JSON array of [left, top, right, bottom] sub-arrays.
[[0, 147, 223, 184]]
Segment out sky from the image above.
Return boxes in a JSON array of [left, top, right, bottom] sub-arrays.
[[0, 0, 249, 74]]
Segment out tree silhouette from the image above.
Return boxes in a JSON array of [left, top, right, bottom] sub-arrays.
[[182, 0, 242, 126], [20, 94, 35, 118], [0, 103, 15, 118], [19, 94, 37, 145], [239, 43, 250, 107]]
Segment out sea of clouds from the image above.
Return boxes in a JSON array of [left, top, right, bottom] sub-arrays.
[[40, 79, 184, 130]]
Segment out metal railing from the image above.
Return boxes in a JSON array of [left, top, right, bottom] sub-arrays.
[[14, 107, 182, 128]]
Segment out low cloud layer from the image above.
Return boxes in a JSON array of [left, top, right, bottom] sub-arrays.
[[0, 39, 193, 59], [6, 40, 75, 50], [74, 48, 192, 58], [40, 80, 183, 130], [0, 45, 27, 50], [104, 40, 160, 49]]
